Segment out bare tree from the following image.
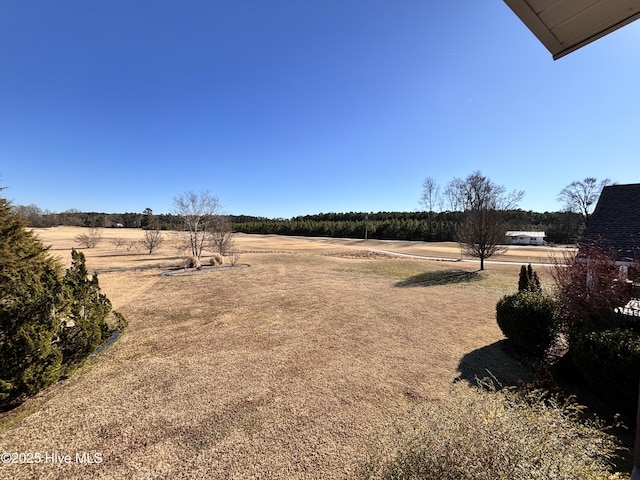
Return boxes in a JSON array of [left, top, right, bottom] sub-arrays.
[[209, 215, 236, 255], [419, 177, 442, 239], [172, 190, 221, 260], [447, 171, 524, 270], [228, 250, 241, 266], [167, 231, 190, 258], [13, 204, 45, 227], [111, 237, 127, 249], [141, 226, 164, 254], [420, 177, 441, 212], [557, 177, 611, 225], [125, 240, 141, 252], [75, 227, 103, 248]]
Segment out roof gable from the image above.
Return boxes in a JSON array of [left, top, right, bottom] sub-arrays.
[[582, 183, 640, 262]]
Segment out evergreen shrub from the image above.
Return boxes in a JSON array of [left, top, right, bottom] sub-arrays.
[[570, 327, 640, 414], [496, 291, 556, 356], [0, 196, 125, 406]]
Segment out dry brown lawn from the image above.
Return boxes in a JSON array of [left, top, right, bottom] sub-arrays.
[[0, 227, 564, 479]]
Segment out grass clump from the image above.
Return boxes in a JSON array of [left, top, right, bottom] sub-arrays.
[[360, 382, 625, 480]]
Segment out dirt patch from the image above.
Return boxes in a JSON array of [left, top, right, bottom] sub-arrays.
[[324, 250, 398, 260]]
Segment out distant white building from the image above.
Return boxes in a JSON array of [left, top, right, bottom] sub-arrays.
[[505, 231, 546, 246]]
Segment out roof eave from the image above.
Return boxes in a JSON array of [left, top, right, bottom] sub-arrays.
[[553, 12, 640, 60], [503, 0, 640, 60]]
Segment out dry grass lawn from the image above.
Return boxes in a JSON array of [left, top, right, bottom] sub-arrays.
[[0, 227, 566, 479]]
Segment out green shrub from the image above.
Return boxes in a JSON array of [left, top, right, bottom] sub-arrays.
[[360, 382, 624, 480], [0, 196, 125, 406], [496, 291, 556, 356], [58, 249, 113, 369], [570, 327, 640, 414]]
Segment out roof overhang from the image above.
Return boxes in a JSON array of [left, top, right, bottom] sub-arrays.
[[503, 0, 640, 60], [505, 231, 546, 237]]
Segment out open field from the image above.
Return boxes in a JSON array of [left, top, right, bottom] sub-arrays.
[[1, 228, 569, 479]]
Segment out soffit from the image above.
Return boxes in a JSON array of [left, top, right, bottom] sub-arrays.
[[503, 0, 640, 59]]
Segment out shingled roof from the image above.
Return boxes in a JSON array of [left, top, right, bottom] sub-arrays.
[[582, 183, 640, 263]]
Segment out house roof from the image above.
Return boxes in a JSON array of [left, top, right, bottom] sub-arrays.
[[615, 299, 640, 317], [504, 0, 640, 59], [582, 183, 640, 262], [505, 231, 546, 237]]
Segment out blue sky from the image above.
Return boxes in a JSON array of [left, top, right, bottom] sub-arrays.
[[1, 1, 639, 218]]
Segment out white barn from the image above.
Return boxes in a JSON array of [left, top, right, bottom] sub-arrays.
[[505, 231, 546, 246]]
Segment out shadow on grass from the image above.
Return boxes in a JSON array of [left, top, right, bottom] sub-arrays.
[[456, 340, 533, 389], [396, 269, 482, 287]]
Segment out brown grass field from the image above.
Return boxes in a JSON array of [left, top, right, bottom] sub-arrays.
[[0, 227, 571, 479]]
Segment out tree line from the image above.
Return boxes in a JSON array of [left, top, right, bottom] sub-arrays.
[[230, 210, 584, 244], [13, 174, 606, 247], [12, 206, 185, 230], [13, 205, 585, 245]]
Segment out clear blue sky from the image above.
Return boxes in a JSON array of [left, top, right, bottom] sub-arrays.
[[1, 1, 639, 218]]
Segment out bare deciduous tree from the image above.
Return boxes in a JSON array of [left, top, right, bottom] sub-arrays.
[[446, 171, 524, 270], [420, 177, 441, 212], [209, 215, 236, 255], [111, 238, 127, 249], [141, 226, 164, 254], [75, 227, 103, 248], [228, 250, 241, 266], [12, 204, 46, 227], [172, 190, 221, 260], [557, 177, 612, 225], [125, 240, 140, 253], [420, 177, 442, 238], [167, 232, 190, 258]]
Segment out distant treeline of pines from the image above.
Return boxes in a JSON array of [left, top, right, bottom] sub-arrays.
[[17, 207, 585, 244], [232, 211, 584, 244]]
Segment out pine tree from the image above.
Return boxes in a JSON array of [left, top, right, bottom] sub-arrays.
[[518, 263, 541, 293], [518, 265, 529, 292]]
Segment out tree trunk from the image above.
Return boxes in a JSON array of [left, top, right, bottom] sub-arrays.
[[480, 256, 485, 271]]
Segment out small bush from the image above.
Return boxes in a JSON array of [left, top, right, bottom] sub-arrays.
[[570, 327, 640, 414], [185, 256, 201, 269], [360, 382, 624, 480], [496, 291, 556, 356], [228, 251, 241, 266], [210, 254, 224, 266]]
